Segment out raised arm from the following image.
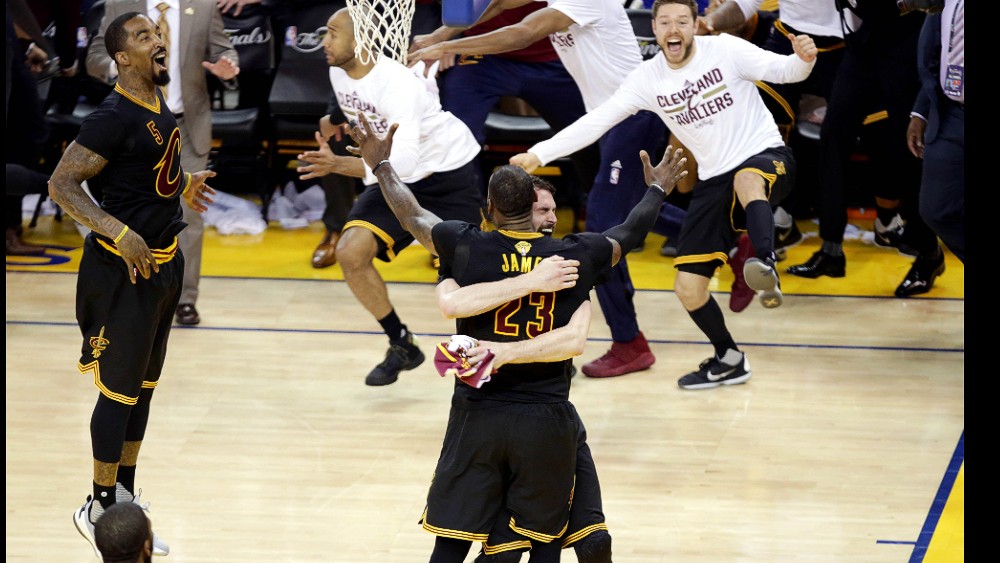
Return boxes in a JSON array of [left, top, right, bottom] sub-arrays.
[[346, 113, 442, 254], [436, 255, 580, 319], [408, 4, 574, 66]]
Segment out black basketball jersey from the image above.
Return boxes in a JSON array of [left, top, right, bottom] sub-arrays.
[[75, 85, 187, 247], [432, 221, 614, 403]]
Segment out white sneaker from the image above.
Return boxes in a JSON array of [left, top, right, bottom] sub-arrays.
[[116, 484, 170, 556], [73, 496, 101, 558]]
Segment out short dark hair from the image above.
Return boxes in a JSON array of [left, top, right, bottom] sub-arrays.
[[95, 502, 151, 563], [488, 165, 535, 217], [652, 0, 698, 19], [530, 175, 556, 196], [105, 12, 145, 59]]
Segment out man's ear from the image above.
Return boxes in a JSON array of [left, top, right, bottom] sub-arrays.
[[114, 51, 129, 67]]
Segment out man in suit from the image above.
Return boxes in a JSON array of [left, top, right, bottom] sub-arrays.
[[906, 0, 964, 264], [87, 0, 240, 325]]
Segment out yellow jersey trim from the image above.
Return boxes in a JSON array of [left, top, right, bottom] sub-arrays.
[[114, 83, 161, 113], [498, 230, 543, 240], [97, 237, 178, 265]]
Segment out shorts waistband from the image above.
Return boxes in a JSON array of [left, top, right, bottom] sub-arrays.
[[97, 236, 179, 264]]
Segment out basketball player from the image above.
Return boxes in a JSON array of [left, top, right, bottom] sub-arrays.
[[409, 0, 688, 380], [509, 0, 817, 389], [346, 112, 687, 562], [447, 179, 612, 561], [47, 12, 216, 557], [295, 7, 483, 387]]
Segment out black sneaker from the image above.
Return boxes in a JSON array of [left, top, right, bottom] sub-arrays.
[[743, 256, 783, 308], [366, 333, 425, 386], [873, 215, 918, 257], [677, 353, 752, 390], [774, 221, 803, 261]]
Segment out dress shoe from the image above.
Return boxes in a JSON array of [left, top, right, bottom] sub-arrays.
[[311, 230, 340, 269], [895, 252, 945, 297], [6, 227, 45, 256], [175, 303, 200, 325], [786, 250, 846, 279]]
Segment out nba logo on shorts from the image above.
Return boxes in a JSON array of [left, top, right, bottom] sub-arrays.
[[609, 160, 622, 185], [285, 26, 298, 47], [77, 27, 88, 48]]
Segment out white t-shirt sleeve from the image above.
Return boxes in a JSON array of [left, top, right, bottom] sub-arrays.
[[548, 0, 598, 27], [731, 0, 764, 20], [530, 97, 632, 166], [724, 34, 815, 85]]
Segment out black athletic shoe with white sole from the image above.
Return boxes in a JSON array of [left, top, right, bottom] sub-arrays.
[[677, 353, 752, 390]]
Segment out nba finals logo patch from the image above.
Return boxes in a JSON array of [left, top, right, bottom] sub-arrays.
[[609, 160, 622, 185], [515, 241, 532, 256], [89, 326, 109, 359], [773, 160, 786, 176]]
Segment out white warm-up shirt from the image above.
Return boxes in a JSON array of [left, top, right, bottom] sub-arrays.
[[732, 0, 843, 38], [541, 0, 642, 110], [531, 34, 815, 180], [329, 57, 480, 185]]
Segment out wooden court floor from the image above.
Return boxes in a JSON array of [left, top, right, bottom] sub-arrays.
[[6, 213, 964, 562]]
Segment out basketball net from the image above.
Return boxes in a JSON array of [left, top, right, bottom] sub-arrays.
[[346, 0, 415, 66]]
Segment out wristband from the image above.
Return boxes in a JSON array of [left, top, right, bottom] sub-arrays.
[[113, 225, 129, 244], [649, 183, 666, 197], [372, 159, 391, 174]]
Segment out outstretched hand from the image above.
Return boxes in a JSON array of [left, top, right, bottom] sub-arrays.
[[639, 145, 687, 195], [202, 55, 240, 80], [346, 113, 399, 171], [509, 152, 541, 173], [184, 170, 217, 213]]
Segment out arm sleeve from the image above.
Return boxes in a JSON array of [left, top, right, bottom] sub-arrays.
[[602, 187, 666, 254], [432, 221, 469, 279], [530, 96, 634, 166], [726, 34, 814, 85]]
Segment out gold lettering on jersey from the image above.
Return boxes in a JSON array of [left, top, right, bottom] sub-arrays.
[[147, 121, 163, 144], [501, 254, 543, 273], [515, 241, 532, 256], [89, 326, 109, 358], [773, 160, 786, 175]]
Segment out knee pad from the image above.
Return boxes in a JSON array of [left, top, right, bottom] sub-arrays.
[[574, 529, 612, 563]]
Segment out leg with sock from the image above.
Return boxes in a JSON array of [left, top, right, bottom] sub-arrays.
[[674, 270, 752, 390], [742, 200, 783, 308]]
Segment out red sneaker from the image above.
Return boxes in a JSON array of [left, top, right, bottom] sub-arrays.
[[581, 332, 655, 378], [729, 234, 755, 313]]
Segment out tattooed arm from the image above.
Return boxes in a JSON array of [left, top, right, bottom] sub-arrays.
[[345, 113, 443, 255], [48, 141, 158, 284]]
